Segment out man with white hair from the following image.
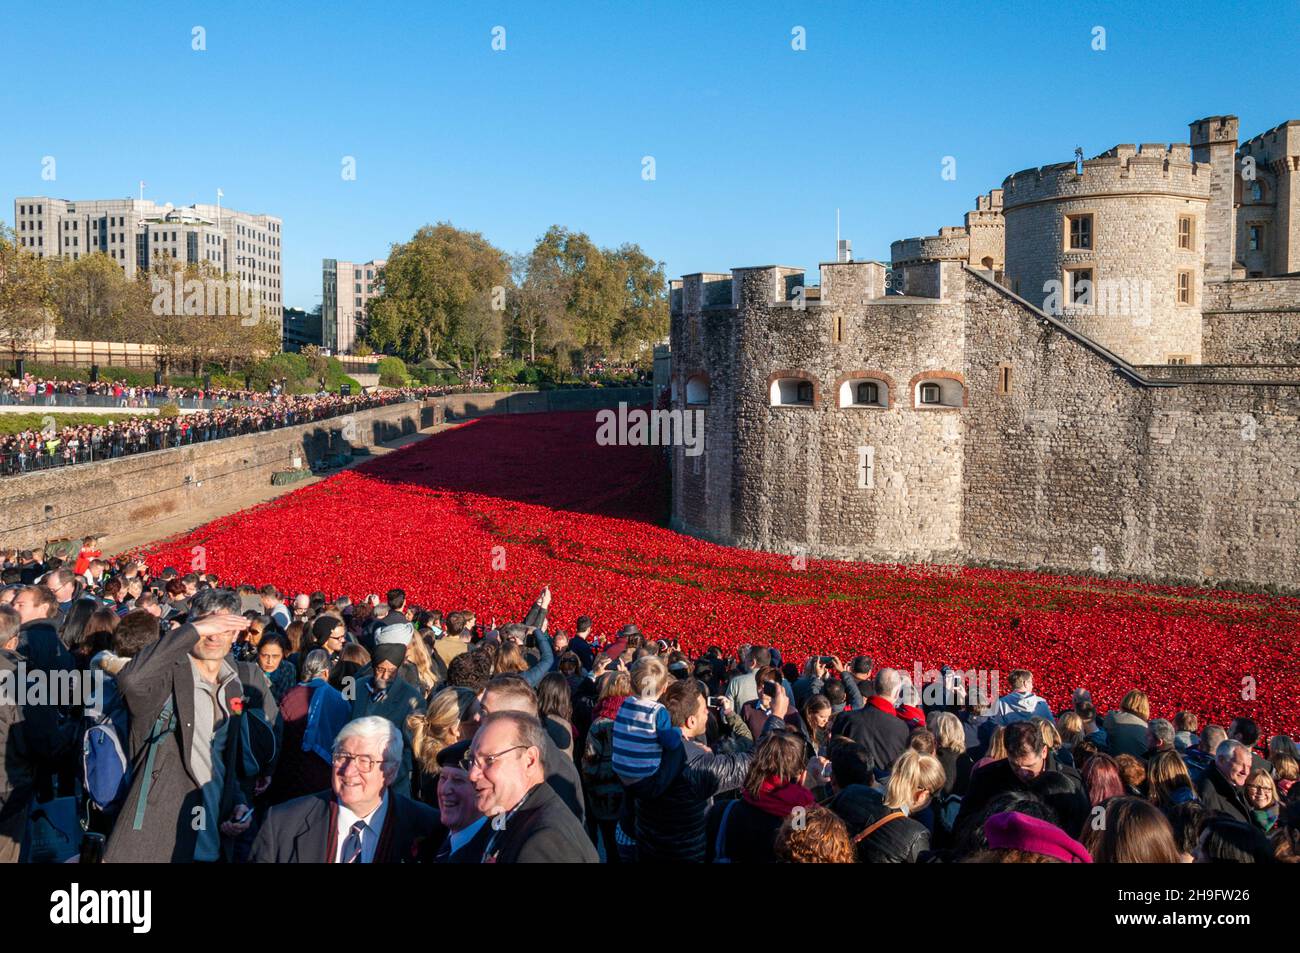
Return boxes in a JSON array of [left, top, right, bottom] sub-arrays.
[[830, 667, 910, 777], [1196, 739, 1253, 824], [250, 716, 436, 863]]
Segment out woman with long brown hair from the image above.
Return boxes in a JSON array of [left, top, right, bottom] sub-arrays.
[[1083, 796, 1184, 862], [407, 686, 481, 806]]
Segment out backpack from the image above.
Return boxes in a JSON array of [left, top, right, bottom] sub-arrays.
[[82, 709, 130, 812]]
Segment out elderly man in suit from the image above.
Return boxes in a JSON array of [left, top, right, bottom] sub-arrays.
[[104, 588, 282, 863], [250, 716, 437, 863], [430, 740, 490, 862], [470, 711, 598, 863]]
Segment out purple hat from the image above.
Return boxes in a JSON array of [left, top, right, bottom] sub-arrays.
[[985, 811, 1092, 864]]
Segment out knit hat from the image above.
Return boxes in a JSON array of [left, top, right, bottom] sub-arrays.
[[375, 619, 415, 646], [985, 811, 1092, 863], [312, 615, 342, 642], [372, 642, 407, 668]]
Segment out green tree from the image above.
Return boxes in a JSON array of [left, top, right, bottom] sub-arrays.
[[0, 224, 54, 361], [366, 223, 508, 363]]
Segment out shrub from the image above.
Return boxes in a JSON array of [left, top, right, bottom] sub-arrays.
[[377, 356, 408, 387], [157, 402, 180, 418]]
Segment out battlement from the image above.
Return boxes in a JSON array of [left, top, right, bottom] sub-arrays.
[[891, 232, 970, 266], [1240, 120, 1300, 167], [1002, 143, 1209, 209], [1190, 115, 1240, 147]]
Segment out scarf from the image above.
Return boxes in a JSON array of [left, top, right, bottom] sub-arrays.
[[742, 777, 816, 818], [596, 694, 629, 723], [1252, 804, 1279, 833], [866, 695, 898, 716]]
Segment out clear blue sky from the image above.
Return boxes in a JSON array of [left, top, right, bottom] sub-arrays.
[[2, 0, 1295, 311]]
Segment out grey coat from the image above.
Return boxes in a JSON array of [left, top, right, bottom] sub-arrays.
[[104, 622, 282, 863]]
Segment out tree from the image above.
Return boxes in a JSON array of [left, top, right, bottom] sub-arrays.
[[0, 224, 54, 361], [49, 253, 134, 341], [509, 249, 568, 364], [365, 223, 508, 363], [456, 290, 503, 378], [608, 243, 669, 360]]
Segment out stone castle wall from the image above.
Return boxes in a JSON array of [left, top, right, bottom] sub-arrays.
[[670, 268, 1300, 589], [1202, 278, 1300, 364], [1002, 145, 1209, 365]]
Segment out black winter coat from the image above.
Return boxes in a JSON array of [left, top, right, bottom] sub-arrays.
[[830, 784, 931, 863], [1197, 764, 1251, 824], [635, 736, 751, 863], [482, 781, 599, 863], [952, 752, 1082, 835], [831, 702, 909, 775], [705, 797, 784, 863]]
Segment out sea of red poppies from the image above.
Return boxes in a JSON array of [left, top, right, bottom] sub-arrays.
[[139, 410, 1300, 735]]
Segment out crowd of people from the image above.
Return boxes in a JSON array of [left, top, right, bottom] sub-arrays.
[[0, 374, 262, 408], [0, 545, 1296, 865], [0, 384, 449, 476]]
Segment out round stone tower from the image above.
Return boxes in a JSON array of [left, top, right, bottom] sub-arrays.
[[1001, 143, 1210, 365]]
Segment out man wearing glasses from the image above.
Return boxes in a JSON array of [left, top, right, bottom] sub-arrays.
[[250, 716, 436, 862], [468, 711, 598, 863]]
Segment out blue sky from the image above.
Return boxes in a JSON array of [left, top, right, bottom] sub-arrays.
[[2, 0, 1295, 311]]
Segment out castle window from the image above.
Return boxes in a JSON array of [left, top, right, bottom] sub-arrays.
[[1251, 181, 1264, 202], [1067, 268, 1093, 307], [833, 313, 844, 344], [770, 377, 816, 407], [1177, 270, 1193, 305], [913, 375, 965, 409], [996, 364, 1012, 396], [685, 375, 709, 405], [1178, 215, 1195, 250], [1167, 355, 1190, 365], [1248, 225, 1264, 252], [1067, 214, 1093, 251], [837, 377, 889, 409]]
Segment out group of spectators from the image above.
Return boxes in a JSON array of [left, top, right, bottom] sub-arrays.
[[0, 545, 1296, 864], [0, 374, 261, 407], [0, 384, 449, 476]]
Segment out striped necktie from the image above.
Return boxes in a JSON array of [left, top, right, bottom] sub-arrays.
[[341, 820, 368, 863]]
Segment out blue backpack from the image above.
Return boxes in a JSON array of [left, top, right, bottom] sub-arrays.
[[81, 701, 131, 812]]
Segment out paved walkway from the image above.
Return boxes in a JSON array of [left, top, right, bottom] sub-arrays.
[[103, 424, 452, 557]]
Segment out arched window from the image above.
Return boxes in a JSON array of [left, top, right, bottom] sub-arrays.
[[838, 376, 890, 408], [912, 375, 965, 409], [770, 377, 816, 407], [857, 381, 879, 405], [685, 375, 709, 405]]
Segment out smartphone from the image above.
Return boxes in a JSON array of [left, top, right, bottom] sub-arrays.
[[232, 804, 253, 824], [760, 681, 779, 699], [707, 696, 726, 709]]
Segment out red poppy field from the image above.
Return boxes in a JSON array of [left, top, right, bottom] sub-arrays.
[[139, 410, 1300, 735]]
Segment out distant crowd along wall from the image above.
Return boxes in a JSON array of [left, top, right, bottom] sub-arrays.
[[0, 388, 651, 550]]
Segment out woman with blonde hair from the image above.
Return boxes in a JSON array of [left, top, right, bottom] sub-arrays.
[[839, 749, 947, 863], [1245, 769, 1281, 833], [1103, 689, 1151, 758], [1147, 750, 1197, 811], [400, 629, 441, 698], [972, 725, 1007, 773], [408, 686, 480, 806], [1056, 711, 1084, 750], [928, 710, 968, 796]]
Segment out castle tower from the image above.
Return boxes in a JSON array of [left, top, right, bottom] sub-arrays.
[[1002, 143, 1209, 365], [1190, 116, 1240, 281], [1237, 121, 1300, 276]]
